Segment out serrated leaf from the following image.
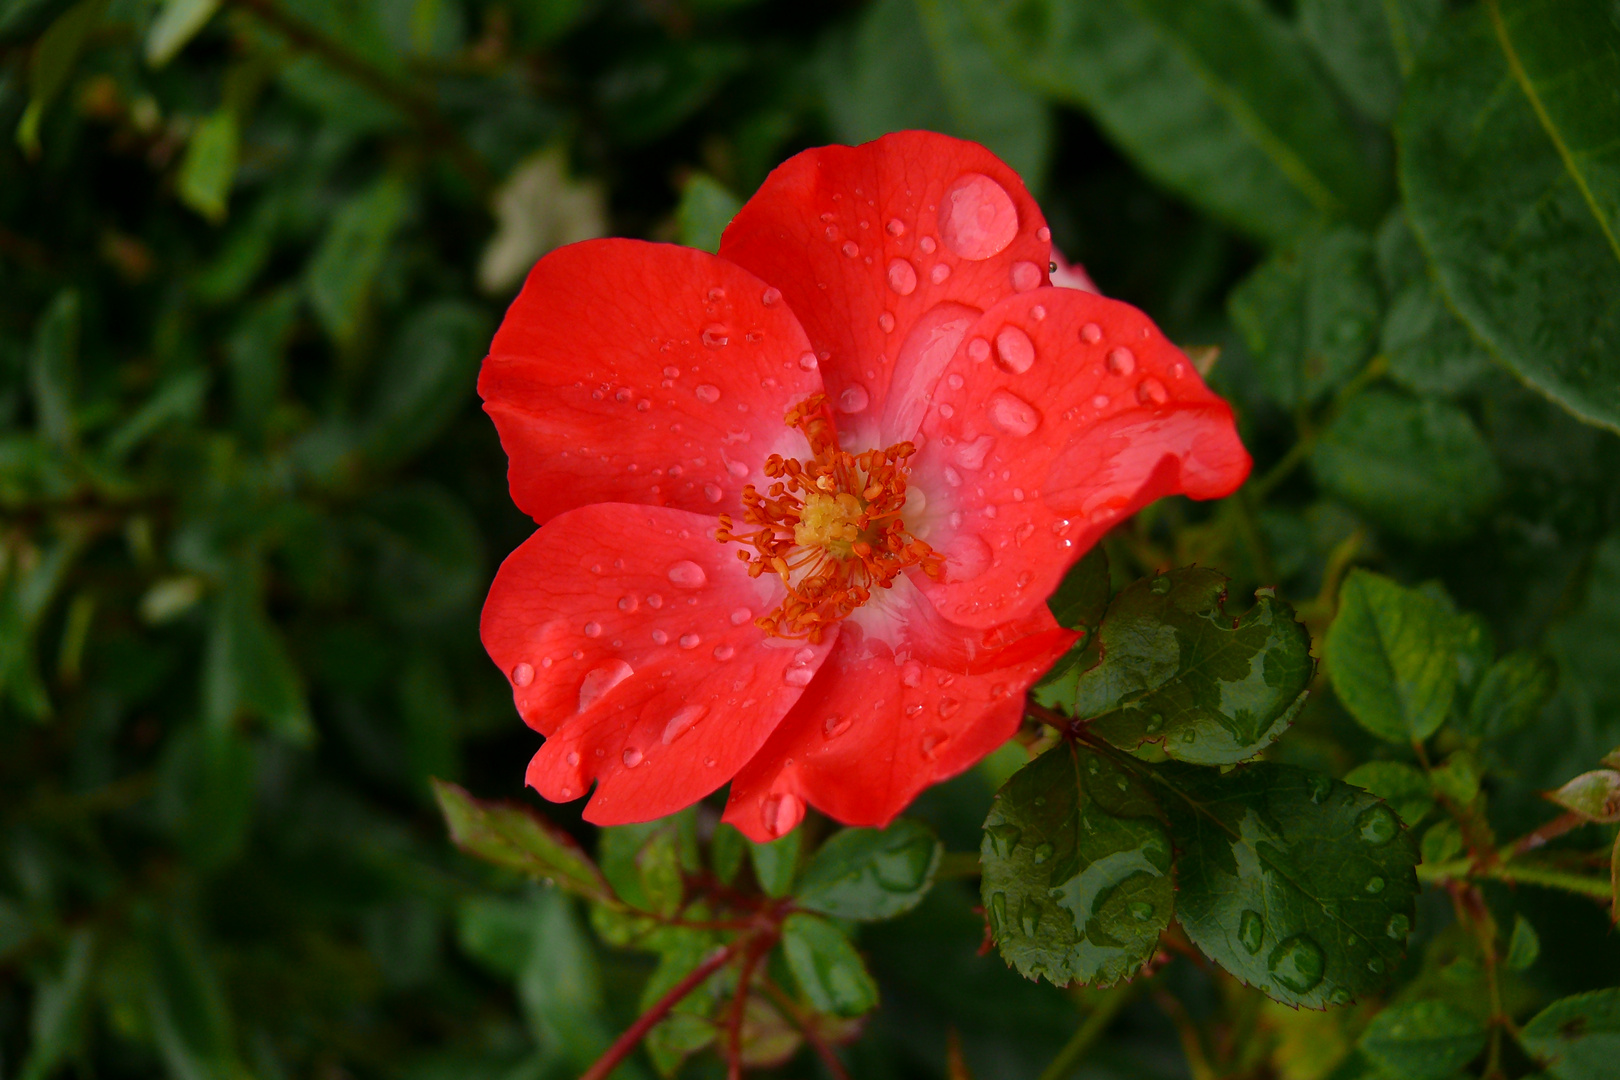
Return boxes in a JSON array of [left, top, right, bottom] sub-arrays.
[[1398, 2, 1620, 433], [1463, 651, 1556, 740], [1310, 390, 1502, 543], [796, 819, 942, 922], [1327, 569, 1463, 744], [1228, 225, 1382, 409], [1521, 988, 1620, 1080], [980, 741, 1172, 987], [1357, 999, 1488, 1080], [780, 913, 879, 1017], [1157, 762, 1420, 1008], [1299, 0, 1442, 124], [748, 827, 800, 899], [1343, 761, 1435, 828], [674, 172, 741, 254], [963, 0, 1384, 242], [1067, 568, 1312, 765], [432, 780, 618, 906], [1504, 914, 1540, 972], [306, 175, 410, 345]]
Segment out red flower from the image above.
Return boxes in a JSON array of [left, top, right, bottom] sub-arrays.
[[479, 132, 1250, 842]]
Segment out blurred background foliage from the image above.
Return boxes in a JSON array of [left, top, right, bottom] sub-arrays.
[[0, 0, 1617, 1078]]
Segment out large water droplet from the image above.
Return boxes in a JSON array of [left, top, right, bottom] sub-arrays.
[[730, 606, 753, 625], [1357, 804, 1399, 846], [694, 384, 721, 404], [1010, 261, 1042, 291], [841, 240, 859, 258], [678, 633, 701, 649], [1020, 898, 1041, 936], [511, 662, 534, 687], [703, 483, 722, 503], [1129, 901, 1155, 922], [886, 218, 906, 237], [661, 704, 707, 745], [955, 435, 996, 470], [577, 659, 633, 712], [583, 621, 602, 638], [942, 534, 992, 582], [938, 698, 960, 718], [1239, 910, 1265, 954], [762, 286, 781, 306], [823, 714, 851, 739], [784, 664, 816, 687], [1032, 842, 1054, 865], [887, 257, 918, 296], [1365, 876, 1385, 894], [1106, 346, 1136, 376], [994, 326, 1036, 374], [986, 823, 1021, 858], [901, 660, 923, 688], [667, 561, 707, 588], [1136, 377, 1169, 405], [838, 384, 870, 414], [1080, 323, 1103, 344], [938, 173, 1018, 260], [701, 325, 728, 349], [1385, 913, 1410, 940], [989, 891, 1008, 933], [879, 312, 895, 333], [713, 643, 735, 661], [798, 352, 818, 371], [763, 792, 803, 838], [622, 746, 644, 767], [1267, 935, 1326, 994], [987, 389, 1041, 436]]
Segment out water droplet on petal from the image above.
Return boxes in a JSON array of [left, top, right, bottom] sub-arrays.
[[947, 372, 965, 390], [966, 337, 991, 363], [661, 704, 707, 745], [938, 697, 960, 718], [565, 750, 580, 766], [886, 218, 906, 237], [762, 287, 781, 306], [667, 561, 707, 588], [1239, 910, 1265, 954], [939, 173, 1019, 259], [785, 665, 816, 687], [879, 312, 895, 333], [838, 384, 870, 413], [919, 235, 937, 254], [577, 659, 634, 712], [1106, 346, 1137, 376], [930, 263, 951, 284], [1136, 376, 1168, 405], [987, 389, 1041, 436], [651, 629, 669, 645], [841, 240, 859, 258], [1010, 261, 1042, 291], [1080, 322, 1103, 344], [942, 534, 993, 582], [695, 384, 721, 403], [994, 326, 1036, 373], [703, 483, 722, 503], [887, 257, 918, 296], [1267, 935, 1325, 994], [823, 714, 851, 739], [1031, 304, 1046, 321], [622, 746, 644, 767], [1357, 805, 1399, 846], [763, 792, 803, 837], [901, 661, 923, 688], [954, 435, 995, 470], [511, 662, 534, 687], [583, 621, 602, 638], [798, 352, 818, 371]]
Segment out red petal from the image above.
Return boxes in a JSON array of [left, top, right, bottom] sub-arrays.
[[719, 132, 1051, 450], [480, 504, 836, 825], [722, 612, 1073, 842], [481, 240, 822, 526], [912, 287, 1251, 629]]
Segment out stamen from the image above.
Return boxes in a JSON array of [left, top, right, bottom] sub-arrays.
[[717, 393, 943, 641]]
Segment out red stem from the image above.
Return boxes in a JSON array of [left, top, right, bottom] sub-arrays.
[[726, 941, 768, 1080], [760, 977, 852, 1080], [578, 939, 743, 1080]]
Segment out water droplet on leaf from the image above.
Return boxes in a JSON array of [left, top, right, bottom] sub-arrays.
[[1267, 935, 1326, 994]]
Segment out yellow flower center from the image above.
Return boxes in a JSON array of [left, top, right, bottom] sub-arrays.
[[717, 393, 943, 643]]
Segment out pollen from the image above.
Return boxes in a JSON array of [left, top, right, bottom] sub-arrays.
[[716, 393, 944, 642]]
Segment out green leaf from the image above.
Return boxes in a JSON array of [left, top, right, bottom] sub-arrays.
[[795, 819, 942, 921], [432, 779, 619, 906], [1420, 819, 1463, 864], [780, 913, 880, 1017], [1310, 389, 1502, 543], [1463, 651, 1556, 740], [820, 0, 1052, 189], [358, 301, 491, 469], [710, 822, 746, 886], [104, 368, 209, 461], [142, 915, 243, 1080], [1047, 544, 1110, 633], [29, 289, 79, 449], [1343, 761, 1435, 828], [1228, 226, 1382, 409], [1544, 770, 1620, 824], [675, 172, 741, 254], [224, 286, 299, 437], [1067, 569, 1312, 765], [202, 556, 312, 745], [1158, 762, 1420, 1008], [306, 175, 411, 346], [963, 0, 1385, 242], [517, 891, 619, 1071], [0, 0, 77, 43], [1327, 569, 1463, 744], [639, 927, 724, 1075], [748, 826, 801, 899], [1398, 2, 1620, 432], [1520, 988, 1620, 1080], [601, 815, 696, 916], [1299, 0, 1442, 124], [1357, 999, 1488, 1080], [980, 741, 1172, 987], [177, 108, 238, 223], [15, 0, 104, 155], [145, 0, 220, 67], [1429, 750, 1482, 808], [18, 928, 94, 1080], [1504, 914, 1540, 972], [1375, 211, 1495, 397]]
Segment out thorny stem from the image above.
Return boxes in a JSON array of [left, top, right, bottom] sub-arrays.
[[578, 938, 744, 1080], [760, 977, 851, 1080], [1508, 810, 1587, 857], [1035, 983, 1140, 1080], [1419, 856, 1613, 901], [1452, 884, 1510, 1079], [228, 0, 493, 196]]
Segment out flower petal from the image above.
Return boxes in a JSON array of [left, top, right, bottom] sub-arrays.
[[481, 239, 823, 526], [721, 606, 1073, 842], [912, 287, 1251, 629], [480, 503, 836, 825], [719, 131, 1052, 450]]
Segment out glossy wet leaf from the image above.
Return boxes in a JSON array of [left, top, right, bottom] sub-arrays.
[[1310, 390, 1502, 543], [1228, 226, 1382, 409], [980, 741, 1173, 987], [1158, 762, 1420, 1008], [1298, 0, 1441, 124], [1399, 2, 1620, 432], [796, 819, 942, 921], [1342, 761, 1435, 828], [1327, 569, 1463, 744], [963, 0, 1384, 242], [432, 780, 619, 907], [1357, 999, 1488, 1080], [1520, 988, 1620, 1080], [1047, 545, 1110, 634], [1463, 651, 1556, 740], [1068, 568, 1312, 765], [780, 913, 880, 1017]]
